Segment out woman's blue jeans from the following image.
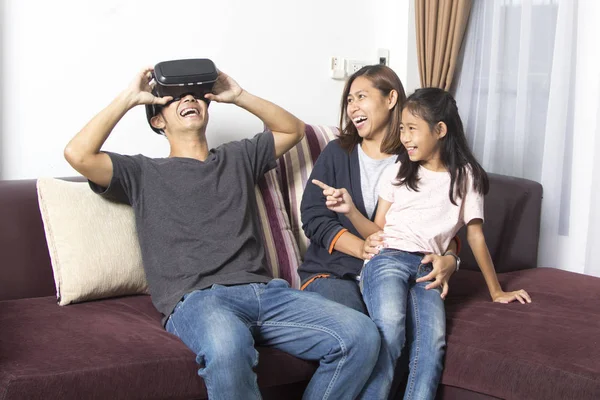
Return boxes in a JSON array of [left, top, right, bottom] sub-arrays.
[[358, 249, 446, 400], [165, 278, 381, 400]]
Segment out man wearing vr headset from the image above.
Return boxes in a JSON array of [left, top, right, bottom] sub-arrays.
[[64, 64, 380, 400]]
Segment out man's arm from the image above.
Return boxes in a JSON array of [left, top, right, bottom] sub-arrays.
[[205, 71, 305, 159], [64, 94, 126, 187], [235, 91, 305, 158], [64, 67, 171, 187]]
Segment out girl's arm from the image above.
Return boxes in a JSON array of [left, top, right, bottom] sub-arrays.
[[466, 220, 531, 304], [373, 197, 391, 230], [347, 197, 391, 239]]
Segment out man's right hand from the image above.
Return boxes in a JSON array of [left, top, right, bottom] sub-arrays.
[[65, 66, 174, 188], [122, 67, 173, 109]]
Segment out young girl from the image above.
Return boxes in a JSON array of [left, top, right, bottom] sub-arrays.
[[313, 87, 531, 400]]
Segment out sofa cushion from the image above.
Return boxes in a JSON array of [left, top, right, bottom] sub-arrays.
[[36, 171, 302, 304], [37, 178, 149, 305], [256, 169, 302, 289], [277, 125, 339, 257], [0, 295, 317, 400], [442, 268, 600, 399]]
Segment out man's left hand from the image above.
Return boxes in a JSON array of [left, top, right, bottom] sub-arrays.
[[204, 70, 243, 104]]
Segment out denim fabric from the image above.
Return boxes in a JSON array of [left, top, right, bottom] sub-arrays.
[[165, 279, 380, 400], [358, 249, 446, 400], [302, 275, 368, 315]]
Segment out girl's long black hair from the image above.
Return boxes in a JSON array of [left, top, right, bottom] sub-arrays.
[[396, 88, 489, 204]]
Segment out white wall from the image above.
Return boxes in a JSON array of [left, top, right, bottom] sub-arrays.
[[0, 0, 411, 179]]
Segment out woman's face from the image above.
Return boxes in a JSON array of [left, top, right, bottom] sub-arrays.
[[346, 76, 393, 141]]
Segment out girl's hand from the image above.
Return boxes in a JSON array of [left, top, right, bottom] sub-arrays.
[[416, 253, 458, 299], [123, 67, 173, 108], [312, 179, 356, 214], [363, 231, 385, 260], [493, 289, 532, 304], [204, 70, 243, 104]]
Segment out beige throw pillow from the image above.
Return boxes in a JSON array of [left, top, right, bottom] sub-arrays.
[[37, 178, 148, 305]]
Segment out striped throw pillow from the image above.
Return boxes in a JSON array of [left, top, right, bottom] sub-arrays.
[[255, 169, 302, 288], [277, 125, 339, 258]]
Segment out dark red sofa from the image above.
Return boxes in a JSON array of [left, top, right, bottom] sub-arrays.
[[1, 171, 599, 399]]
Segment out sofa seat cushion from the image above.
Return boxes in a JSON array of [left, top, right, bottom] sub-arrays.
[[0, 295, 317, 400], [443, 268, 600, 399]]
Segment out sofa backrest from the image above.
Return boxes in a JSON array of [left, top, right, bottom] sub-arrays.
[[0, 126, 544, 302], [0, 179, 56, 301], [277, 124, 544, 274], [456, 173, 543, 272], [277, 125, 339, 255], [0, 171, 302, 301]]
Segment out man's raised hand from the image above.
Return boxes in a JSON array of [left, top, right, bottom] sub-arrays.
[[204, 70, 243, 104], [124, 67, 173, 108]]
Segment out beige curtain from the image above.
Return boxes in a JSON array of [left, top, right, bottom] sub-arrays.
[[416, 0, 473, 90]]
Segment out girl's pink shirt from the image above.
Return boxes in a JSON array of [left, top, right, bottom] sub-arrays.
[[379, 162, 484, 255]]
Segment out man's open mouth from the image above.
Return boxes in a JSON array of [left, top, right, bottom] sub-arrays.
[[180, 108, 199, 117]]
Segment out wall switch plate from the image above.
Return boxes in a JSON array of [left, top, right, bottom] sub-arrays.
[[378, 48, 390, 66], [330, 56, 346, 80]]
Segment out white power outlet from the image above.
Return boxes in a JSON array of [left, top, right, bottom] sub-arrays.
[[346, 60, 366, 75], [330, 56, 346, 80]]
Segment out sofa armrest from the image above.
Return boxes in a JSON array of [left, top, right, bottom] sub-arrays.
[[457, 173, 543, 273], [0, 179, 56, 300], [0, 177, 86, 301]]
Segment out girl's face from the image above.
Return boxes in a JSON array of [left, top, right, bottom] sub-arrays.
[[346, 76, 395, 140], [400, 108, 446, 171]]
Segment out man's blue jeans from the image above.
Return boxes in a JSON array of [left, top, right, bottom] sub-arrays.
[[358, 249, 446, 400], [165, 278, 381, 400]]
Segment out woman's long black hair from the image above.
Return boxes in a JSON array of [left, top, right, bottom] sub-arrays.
[[396, 88, 489, 204]]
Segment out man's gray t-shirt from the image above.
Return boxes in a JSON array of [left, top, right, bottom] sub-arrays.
[[90, 131, 276, 325]]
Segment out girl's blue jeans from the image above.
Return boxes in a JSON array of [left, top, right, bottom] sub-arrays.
[[358, 249, 446, 400]]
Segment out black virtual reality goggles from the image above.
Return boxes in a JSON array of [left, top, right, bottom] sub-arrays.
[[145, 58, 218, 134]]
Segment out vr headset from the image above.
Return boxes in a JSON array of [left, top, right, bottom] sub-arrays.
[[145, 58, 218, 134]]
